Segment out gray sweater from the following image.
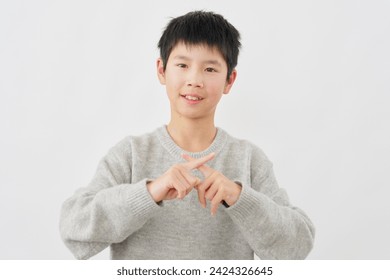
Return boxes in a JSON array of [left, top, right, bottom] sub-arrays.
[[60, 126, 315, 259]]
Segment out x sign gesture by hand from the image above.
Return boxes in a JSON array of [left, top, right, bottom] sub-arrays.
[[146, 153, 215, 203], [182, 154, 242, 216]]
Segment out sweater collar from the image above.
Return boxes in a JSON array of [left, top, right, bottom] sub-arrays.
[[156, 125, 228, 160]]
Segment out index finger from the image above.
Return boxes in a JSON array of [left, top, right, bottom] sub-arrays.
[[181, 152, 215, 170], [182, 153, 213, 177]]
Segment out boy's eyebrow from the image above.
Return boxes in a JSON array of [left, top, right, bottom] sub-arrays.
[[172, 55, 223, 67], [203, 60, 222, 67]]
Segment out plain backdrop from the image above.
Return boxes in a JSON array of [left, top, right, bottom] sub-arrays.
[[1, 0, 389, 259]]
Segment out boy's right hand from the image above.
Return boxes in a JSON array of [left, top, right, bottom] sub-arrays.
[[146, 153, 215, 203]]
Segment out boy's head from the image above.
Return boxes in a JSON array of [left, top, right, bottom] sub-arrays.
[[158, 10, 241, 80]]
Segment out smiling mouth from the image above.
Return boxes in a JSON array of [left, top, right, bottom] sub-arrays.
[[181, 94, 204, 101]]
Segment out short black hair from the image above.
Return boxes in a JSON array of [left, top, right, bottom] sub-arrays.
[[158, 10, 241, 79]]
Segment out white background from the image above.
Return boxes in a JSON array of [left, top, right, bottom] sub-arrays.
[[0, 0, 389, 259]]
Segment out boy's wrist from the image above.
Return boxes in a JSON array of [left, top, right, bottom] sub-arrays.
[[223, 181, 242, 207], [146, 180, 161, 204]]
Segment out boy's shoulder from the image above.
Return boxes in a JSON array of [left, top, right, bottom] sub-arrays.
[[221, 128, 272, 165], [223, 128, 266, 152], [103, 128, 157, 157]]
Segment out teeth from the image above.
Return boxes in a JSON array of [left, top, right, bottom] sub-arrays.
[[184, 95, 202, 101]]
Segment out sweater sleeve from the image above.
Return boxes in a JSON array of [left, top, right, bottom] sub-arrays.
[[59, 138, 160, 259], [224, 151, 315, 260]]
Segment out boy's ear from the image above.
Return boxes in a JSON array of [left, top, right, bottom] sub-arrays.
[[223, 69, 237, 94], [156, 58, 166, 85]]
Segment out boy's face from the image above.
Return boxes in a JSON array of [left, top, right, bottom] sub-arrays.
[[157, 42, 236, 121]]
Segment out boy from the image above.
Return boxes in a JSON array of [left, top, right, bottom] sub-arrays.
[[60, 11, 315, 260]]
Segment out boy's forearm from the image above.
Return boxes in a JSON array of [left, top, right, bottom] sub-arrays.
[[225, 184, 315, 259], [59, 179, 160, 259]]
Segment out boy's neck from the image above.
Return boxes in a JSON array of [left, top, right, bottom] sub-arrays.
[[167, 118, 217, 153]]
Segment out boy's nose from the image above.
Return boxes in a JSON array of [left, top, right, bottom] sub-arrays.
[[186, 71, 204, 88]]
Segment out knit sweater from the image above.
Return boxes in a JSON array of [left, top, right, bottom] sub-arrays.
[[60, 126, 315, 259]]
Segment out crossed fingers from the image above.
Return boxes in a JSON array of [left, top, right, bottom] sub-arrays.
[[172, 152, 215, 199], [181, 152, 215, 172], [147, 152, 241, 216], [146, 153, 215, 203], [182, 153, 242, 216]]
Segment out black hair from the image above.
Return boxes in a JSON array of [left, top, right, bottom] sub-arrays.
[[157, 10, 241, 79]]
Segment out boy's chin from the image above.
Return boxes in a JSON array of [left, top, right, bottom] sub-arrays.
[[173, 109, 210, 120]]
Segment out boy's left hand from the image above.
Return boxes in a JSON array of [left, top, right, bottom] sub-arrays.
[[182, 154, 242, 216]]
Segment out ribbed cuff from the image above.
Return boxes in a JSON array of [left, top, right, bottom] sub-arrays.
[[225, 184, 269, 224], [123, 179, 161, 220]]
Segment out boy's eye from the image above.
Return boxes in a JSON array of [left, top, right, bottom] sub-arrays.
[[205, 67, 217, 72], [177, 64, 187, 68]]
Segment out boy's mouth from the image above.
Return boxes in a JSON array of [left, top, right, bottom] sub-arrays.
[[180, 94, 204, 101]]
